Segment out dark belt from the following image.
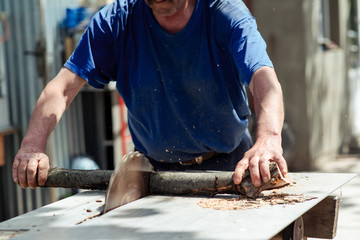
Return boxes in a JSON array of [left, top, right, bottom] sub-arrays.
[[179, 151, 217, 166]]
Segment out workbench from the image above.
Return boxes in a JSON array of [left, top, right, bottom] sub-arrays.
[[0, 173, 356, 240]]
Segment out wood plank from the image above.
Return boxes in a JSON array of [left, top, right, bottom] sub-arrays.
[[0, 127, 18, 136], [0, 230, 27, 240], [0, 191, 106, 230], [0, 127, 18, 167], [0, 173, 356, 240], [303, 195, 340, 239], [272, 217, 305, 240]]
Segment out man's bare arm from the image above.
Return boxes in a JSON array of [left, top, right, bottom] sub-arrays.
[[12, 67, 86, 189], [233, 66, 288, 187]]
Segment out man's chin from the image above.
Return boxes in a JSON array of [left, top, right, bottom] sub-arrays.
[[146, 0, 177, 16], [146, 0, 173, 5], [151, 6, 177, 16]]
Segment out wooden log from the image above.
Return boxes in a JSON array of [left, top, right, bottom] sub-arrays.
[[43, 168, 113, 190], [150, 171, 236, 196], [42, 162, 290, 198], [150, 162, 289, 198]]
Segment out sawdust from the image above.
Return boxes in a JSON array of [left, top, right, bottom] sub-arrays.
[[197, 193, 317, 210], [76, 213, 102, 225]]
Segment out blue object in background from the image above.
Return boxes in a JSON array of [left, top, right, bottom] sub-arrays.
[[64, 7, 88, 28]]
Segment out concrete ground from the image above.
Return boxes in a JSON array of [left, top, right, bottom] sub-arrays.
[[309, 155, 360, 240]]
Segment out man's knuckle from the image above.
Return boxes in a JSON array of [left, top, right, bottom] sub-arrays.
[[274, 157, 284, 164], [12, 163, 19, 170], [27, 168, 36, 175], [38, 167, 49, 174], [27, 161, 36, 168], [237, 160, 246, 167], [18, 167, 27, 174], [38, 165, 45, 171], [259, 157, 268, 164], [249, 161, 258, 168]]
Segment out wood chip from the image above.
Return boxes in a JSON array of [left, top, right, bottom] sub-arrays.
[[197, 194, 317, 210]]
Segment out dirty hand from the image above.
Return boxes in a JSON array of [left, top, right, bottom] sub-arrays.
[[12, 146, 50, 189], [233, 135, 288, 187]]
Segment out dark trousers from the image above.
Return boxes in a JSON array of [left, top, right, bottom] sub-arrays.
[[147, 130, 254, 172]]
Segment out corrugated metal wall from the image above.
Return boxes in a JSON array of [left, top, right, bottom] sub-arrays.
[[0, 0, 84, 221]]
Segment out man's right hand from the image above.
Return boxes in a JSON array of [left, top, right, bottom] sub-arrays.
[[12, 147, 50, 189]]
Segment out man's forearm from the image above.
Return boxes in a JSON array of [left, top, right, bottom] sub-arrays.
[[21, 82, 67, 151], [21, 68, 86, 150], [250, 66, 284, 142]]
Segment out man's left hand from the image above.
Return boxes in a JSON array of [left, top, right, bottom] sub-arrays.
[[233, 134, 288, 187]]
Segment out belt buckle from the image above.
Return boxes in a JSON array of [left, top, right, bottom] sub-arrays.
[[194, 156, 204, 164], [179, 156, 203, 166]]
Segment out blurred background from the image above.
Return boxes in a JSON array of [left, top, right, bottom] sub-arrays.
[[0, 0, 359, 237]]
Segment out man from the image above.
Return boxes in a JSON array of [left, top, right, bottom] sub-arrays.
[[12, 0, 287, 189]]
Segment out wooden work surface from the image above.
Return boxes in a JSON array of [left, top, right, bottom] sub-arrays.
[[0, 173, 356, 240]]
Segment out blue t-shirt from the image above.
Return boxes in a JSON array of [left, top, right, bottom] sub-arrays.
[[64, 0, 273, 162]]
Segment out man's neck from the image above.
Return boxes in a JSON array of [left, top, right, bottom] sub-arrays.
[[153, 0, 196, 34]]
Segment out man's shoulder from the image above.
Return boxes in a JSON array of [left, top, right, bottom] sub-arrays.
[[112, 0, 142, 10], [98, 0, 143, 19], [208, 0, 252, 21]]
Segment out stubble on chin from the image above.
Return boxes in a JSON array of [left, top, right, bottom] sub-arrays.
[[146, 0, 174, 6]]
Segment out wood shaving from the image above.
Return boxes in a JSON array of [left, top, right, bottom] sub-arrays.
[[76, 213, 102, 225], [198, 198, 265, 210], [197, 194, 317, 210]]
